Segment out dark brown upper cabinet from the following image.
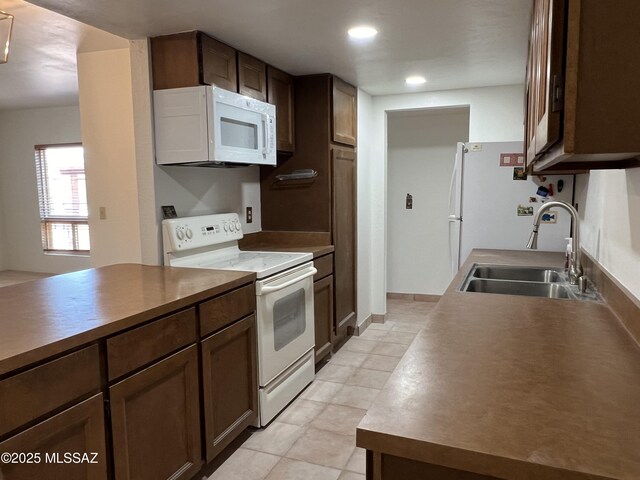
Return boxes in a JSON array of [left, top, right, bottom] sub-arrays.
[[201, 34, 238, 91], [332, 77, 357, 147], [260, 74, 357, 345], [525, 0, 640, 173], [151, 31, 237, 91], [267, 66, 295, 153], [238, 52, 267, 101]]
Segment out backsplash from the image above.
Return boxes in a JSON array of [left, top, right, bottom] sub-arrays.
[[576, 169, 640, 301], [154, 164, 262, 233]]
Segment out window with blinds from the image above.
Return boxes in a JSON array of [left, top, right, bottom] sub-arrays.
[[34, 144, 90, 254]]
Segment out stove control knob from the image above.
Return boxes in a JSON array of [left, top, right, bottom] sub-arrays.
[[224, 223, 229, 232], [185, 228, 193, 239], [235, 221, 241, 232], [176, 228, 184, 240]]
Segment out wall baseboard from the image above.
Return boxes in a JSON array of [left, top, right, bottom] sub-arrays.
[[582, 249, 640, 346], [355, 315, 372, 336], [387, 292, 442, 303]]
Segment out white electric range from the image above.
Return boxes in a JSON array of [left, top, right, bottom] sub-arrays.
[[162, 213, 316, 426]]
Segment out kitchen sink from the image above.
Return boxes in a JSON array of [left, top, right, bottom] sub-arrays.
[[460, 264, 600, 301], [465, 279, 571, 298], [472, 265, 562, 283]]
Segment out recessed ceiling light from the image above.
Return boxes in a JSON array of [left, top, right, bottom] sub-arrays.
[[406, 76, 427, 85], [348, 26, 378, 39]]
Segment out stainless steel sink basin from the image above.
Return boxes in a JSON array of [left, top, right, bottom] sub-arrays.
[[460, 263, 600, 301], [472, 265, 562, 283], [465, 279, 571, 299]]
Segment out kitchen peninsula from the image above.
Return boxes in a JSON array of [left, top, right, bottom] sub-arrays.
[[0, 264, 257, 479]]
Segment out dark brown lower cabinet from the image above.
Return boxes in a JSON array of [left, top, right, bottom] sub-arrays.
[[368, 451, 501, 480], [201, 314, 258, 462], [314, 274, 334, 363], [0, 394, 107, 480], [109, 345, 202, 480]]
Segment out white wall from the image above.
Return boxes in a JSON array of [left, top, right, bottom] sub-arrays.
[[130, 39, 161, 266], [154, 165, 262, 234], [387, 108, 469, 295], [366, 84, 524, 315], [78, 48, 143, 268], [0, 106, 91, 273], [356, 89, 373, 325], [575, 169, 640, 300]]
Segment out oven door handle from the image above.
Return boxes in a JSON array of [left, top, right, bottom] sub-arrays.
[[257, 267, 317, 295]]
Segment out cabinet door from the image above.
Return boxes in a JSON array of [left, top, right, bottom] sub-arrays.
[[0, 394, 107, 480], [314, 275, 334, 364], [267, 66, 295, 152], [201, 34, 238, 91], [238, 52, 267, 101], [110, 346, 202, 480], [150, 31, 200, 90], [332, 77, 357, 146], [332, 148, 357, 337], [201, 314, 258, 462], [526, 0, 565, 164]]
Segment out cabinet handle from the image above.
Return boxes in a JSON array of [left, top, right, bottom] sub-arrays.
[[551, 75, 564, 112], [275, 169, 318, 182]]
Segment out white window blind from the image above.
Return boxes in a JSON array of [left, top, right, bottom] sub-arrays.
[[34, 144, 90, 253]]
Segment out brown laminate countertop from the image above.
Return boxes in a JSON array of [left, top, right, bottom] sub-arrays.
[[238, 230, 334, 258], [242, 243, 334, 258], [0, 264, 255, 376], [357, 249, 640, 480]]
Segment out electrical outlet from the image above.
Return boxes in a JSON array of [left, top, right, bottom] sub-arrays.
[[246, 206, 253, 223], [99, 207, 107, 220]]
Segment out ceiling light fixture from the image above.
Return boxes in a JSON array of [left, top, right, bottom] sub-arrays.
[[0, 9, 14, 64], [348, 25, 378, 39], [406, 76, 427, 85]]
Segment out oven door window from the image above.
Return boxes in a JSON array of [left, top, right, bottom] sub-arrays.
[[273, 288, 306, 351]]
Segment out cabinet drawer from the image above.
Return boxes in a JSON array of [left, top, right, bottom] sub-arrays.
[[199, 284, 256, 337], [314, 254, 334, 281], [107, 308, 197, 381], [0, 345, 101, 437]]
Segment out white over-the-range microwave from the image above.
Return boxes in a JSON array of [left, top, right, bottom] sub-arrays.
[[153, 86, 276, 166]]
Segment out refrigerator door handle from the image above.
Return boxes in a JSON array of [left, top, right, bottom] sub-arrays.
[[448, 165, 457, 216]]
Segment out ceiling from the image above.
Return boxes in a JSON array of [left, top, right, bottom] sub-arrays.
[[2, 0, 531, 110], [0, 0, 127, 110]]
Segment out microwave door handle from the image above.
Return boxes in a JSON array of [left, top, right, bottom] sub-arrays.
[[262, 115, 267, 155], [257, 267, 318, 295]]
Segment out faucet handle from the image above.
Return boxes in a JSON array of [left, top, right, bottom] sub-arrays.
[[578, 276, 588, 294]]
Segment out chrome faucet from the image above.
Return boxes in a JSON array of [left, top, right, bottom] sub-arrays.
[[526, 200, 586, 291]]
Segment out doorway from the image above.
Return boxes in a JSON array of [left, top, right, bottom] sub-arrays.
[[386, 107, 470, 297]]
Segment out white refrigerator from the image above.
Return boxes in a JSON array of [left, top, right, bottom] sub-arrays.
[[448, 141, 575, 275]]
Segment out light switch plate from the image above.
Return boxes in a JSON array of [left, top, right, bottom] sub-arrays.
[[469, 143, 483, 152]]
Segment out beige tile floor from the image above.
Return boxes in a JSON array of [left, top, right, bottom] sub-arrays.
[[207, 298, 439, 480], [0, 270, 52, 288]]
